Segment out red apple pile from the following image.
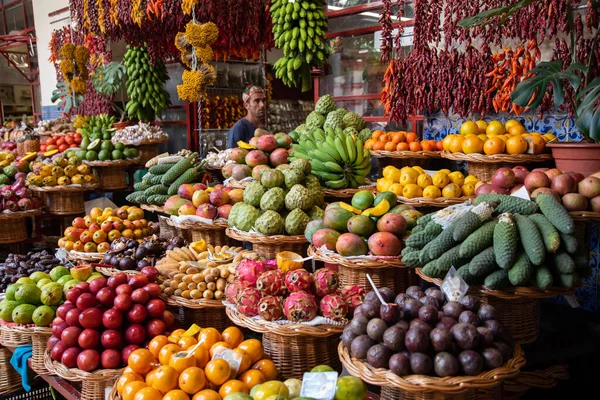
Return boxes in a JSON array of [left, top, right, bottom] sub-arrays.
[[476, 166, 600, 212], [48, 273, 175, 372]]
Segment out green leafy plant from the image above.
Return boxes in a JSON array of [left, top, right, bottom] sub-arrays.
[[459, 0, 600, 142], [51, 81, 84, 116], [92, 61, 128, 122]]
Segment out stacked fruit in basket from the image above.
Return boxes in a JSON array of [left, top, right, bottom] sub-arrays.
[[365, 130, 442, 152], [0, 265, 104, 327], [305, 190, 421, 257], [101, 236, 183, 272], [161, 184, 243, 220], [343, 286, 515, 377], [402, 194, 588, 289], [27, 154, 97, 187], [227, 259, 365, 322], [221, 131, 292, 182], [47, 272, 174, 371], [479, 166, 600, 213], [0, 251, 63, 292], [127, 151, 206, 207], [377, 166, 480, 198], [228, 159, 326, 236], [39, 131, 82, 153], [58, 206, 156, 253]]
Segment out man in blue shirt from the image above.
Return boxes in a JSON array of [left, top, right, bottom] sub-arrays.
[[227, 85, 268, 148]]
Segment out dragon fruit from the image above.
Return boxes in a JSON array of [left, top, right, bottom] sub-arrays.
[[312, 268, 339, 297], [284, 269, 311, 293], [236, 287, 262, 316], [320, 294, 349, 321], [258, 295, 283, 321], [261, 260, 278, 270], [338, 285, 366, 312], [225, 279, 247, 304], [237, 259, 266, 287], [283, 291, 317, 322], [256, 270, 286, 296]]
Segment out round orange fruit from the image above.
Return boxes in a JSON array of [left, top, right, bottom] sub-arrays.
[[179, 366, 206, 394], [128, 349, 155, 375], [237, 339, 264, 364], [205, 358, 232, 386], [219, 380, 249, 397]]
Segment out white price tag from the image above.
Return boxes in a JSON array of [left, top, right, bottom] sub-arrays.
[[300, 372, 338, 400]]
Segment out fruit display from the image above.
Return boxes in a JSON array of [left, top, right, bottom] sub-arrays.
[[111, 123, 169, 145], [161, 184, 242, 219], [444, 120, 551, 155], [227, 260, 365, 323], [40, 132, 82, 153], [0, 176, 42, 212], [271, 0, 330, 90], [305, 190, 421, 257], [101, 236, 183, 271], [227, 159, 326, 236], [115, 326, 286, 399], [479, 166, 600, 213], [58, 206, 153, 254], [27, 154, 98, 187], [377, 166, 481, 199], [0, 251, 63, 292], [127, 152, 206, 207], [124, 45, 171, 122], [0, 265, 103, 326], [365, 130, 442, 152], [159, 244, 257, 300], [343, 286, 516, 378], [47, 273, 175, 371], [402, 195, 588, 290], [222, 131, 292, 182]]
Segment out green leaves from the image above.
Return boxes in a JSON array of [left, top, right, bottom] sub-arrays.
[[51, 81, 83, 115], [92, 62, 126, 95], [576, 77, 600, 141], [458, 0, 541, 28]]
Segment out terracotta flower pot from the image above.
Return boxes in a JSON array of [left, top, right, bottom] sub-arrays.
[[547, 142, 600, 177]]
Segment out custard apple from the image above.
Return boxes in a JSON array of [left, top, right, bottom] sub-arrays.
[[290, 159, 311, 175], [323, 111, 343, 131], [306, 112, 325, 130], [308, 205, 325, 221], [285, 184, 314, 211], [260, 188, 286, 212], [342, 112, 365, 131], [315, 94, 336, 115], [282, 168, 305, 189], [255, 211, 285, 235], [228, 203, 260, 231], [285, 208, 311, 235], [243, 181, 265, 207], [260, 169, 285, 189]]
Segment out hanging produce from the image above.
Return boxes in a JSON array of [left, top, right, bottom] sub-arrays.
[[271, 0, 330, 91], [124, 45, 171, 122]]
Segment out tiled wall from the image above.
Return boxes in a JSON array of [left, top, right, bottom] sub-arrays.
[[423, 111, 598, 312]]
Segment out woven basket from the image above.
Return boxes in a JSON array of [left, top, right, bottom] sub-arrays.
[[226, 229, 308, 259], [44, 349, 123, 400], [395, 195, 474, 208], [168, 218, 240, 247], [0, 347, 22, 395], [0, 323, 32, 347], [339, 342, 525, 399], [31, 186, 97, 215], [226, 307, 345, 379]]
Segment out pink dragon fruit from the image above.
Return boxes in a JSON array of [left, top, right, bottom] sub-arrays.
[[261, 260, 278, 270], [236, 287, 262, 317], [258, 296, 283, 321], [236, 259, 266, 287], [312, 268, 339, 297], [338, 285, 366, 312], [256, 270, 286, 296], [320, 294, 349, 321], [284, 269, 311, 293], [225, 279, 247, 303], [283, 290, 317, 322]]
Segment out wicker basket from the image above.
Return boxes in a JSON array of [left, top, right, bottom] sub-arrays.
[[44, 349, 123, 400], [168, 218, 240, 247], [339, 342, 525, 400], [0, 323, 32, 347], [0, 347, 22, 395], [31, 185, 97, 215], [226, 307, 346, 379], [226, 229, 308, 259], [0, 210, 40, 244]]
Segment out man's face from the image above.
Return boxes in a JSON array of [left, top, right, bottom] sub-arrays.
[[245, 93, 266, 120]]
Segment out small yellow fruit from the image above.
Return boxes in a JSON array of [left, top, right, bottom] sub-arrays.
[[432, 172, 450, 189], [423, 185, 441, 199]]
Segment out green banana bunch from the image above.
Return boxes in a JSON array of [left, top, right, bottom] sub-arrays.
[[270, 0, 330, 91], [124, 45, 171, 123], [290, 129, 371, 189]]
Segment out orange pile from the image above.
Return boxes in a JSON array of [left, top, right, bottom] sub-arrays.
[[365, 130, 442, 152], [117, 326, 279, 400]]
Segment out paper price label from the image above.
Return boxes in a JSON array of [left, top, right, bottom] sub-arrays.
[[300, 371, 338, 400]]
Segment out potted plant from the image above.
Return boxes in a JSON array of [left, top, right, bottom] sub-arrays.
[[92, 61, 130, 129], [460, 0, 600, 176]]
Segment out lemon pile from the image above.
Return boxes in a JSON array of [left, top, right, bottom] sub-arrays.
[[377, 166, 480, 199]]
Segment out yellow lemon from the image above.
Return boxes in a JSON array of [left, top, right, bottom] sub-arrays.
[[376, 178, 394, 193], [460, 121, 480, 136], [382, 166, 401, 182], [475, 120, 488, 134], [412, 166, 425, 175], [423, 185, 441, 199], [442, 135, 455, 151], [447, 171, 465, 187], [400, 169, 419, 186], [464, 175, 479, 185], [402, 184, 423, 199], [417, 174, 433, 189], [389, 183, 404, 196], [432, 172, 450, 189], [461, 182, 476, 196], [486, 121, 506, 136], [442, 183, 462, 198]]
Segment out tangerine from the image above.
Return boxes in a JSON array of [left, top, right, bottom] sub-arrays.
[[148, 335, 169, 358], [232, 348, 252, 374], [191, 389, 221, 400], [239, 369, 266, 388], [194, 344, 210, 368], [117, 373, 144, 395], [178, 336, 198, 350], [483, 137, 506, 155], [133, 387, 163, 400], [396, 142, 409, 151], [151, 365, 179, 394], [179, 366, 206, 394], [461, 136, 484, 154], [506, 136, 528, 154], [169, 353, 196, 374], [209, 341, 231, 358], [122, 381, 148, 400], [205, 358, 232, 386], [163, 390, 191, 400], [237, 339, 264, 364], [252, 359, 279, 380], [128, 349, 156, 375], [384, 141, 396, 151], [159, 344, 181, 366], [219, 380, 249, 397]]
